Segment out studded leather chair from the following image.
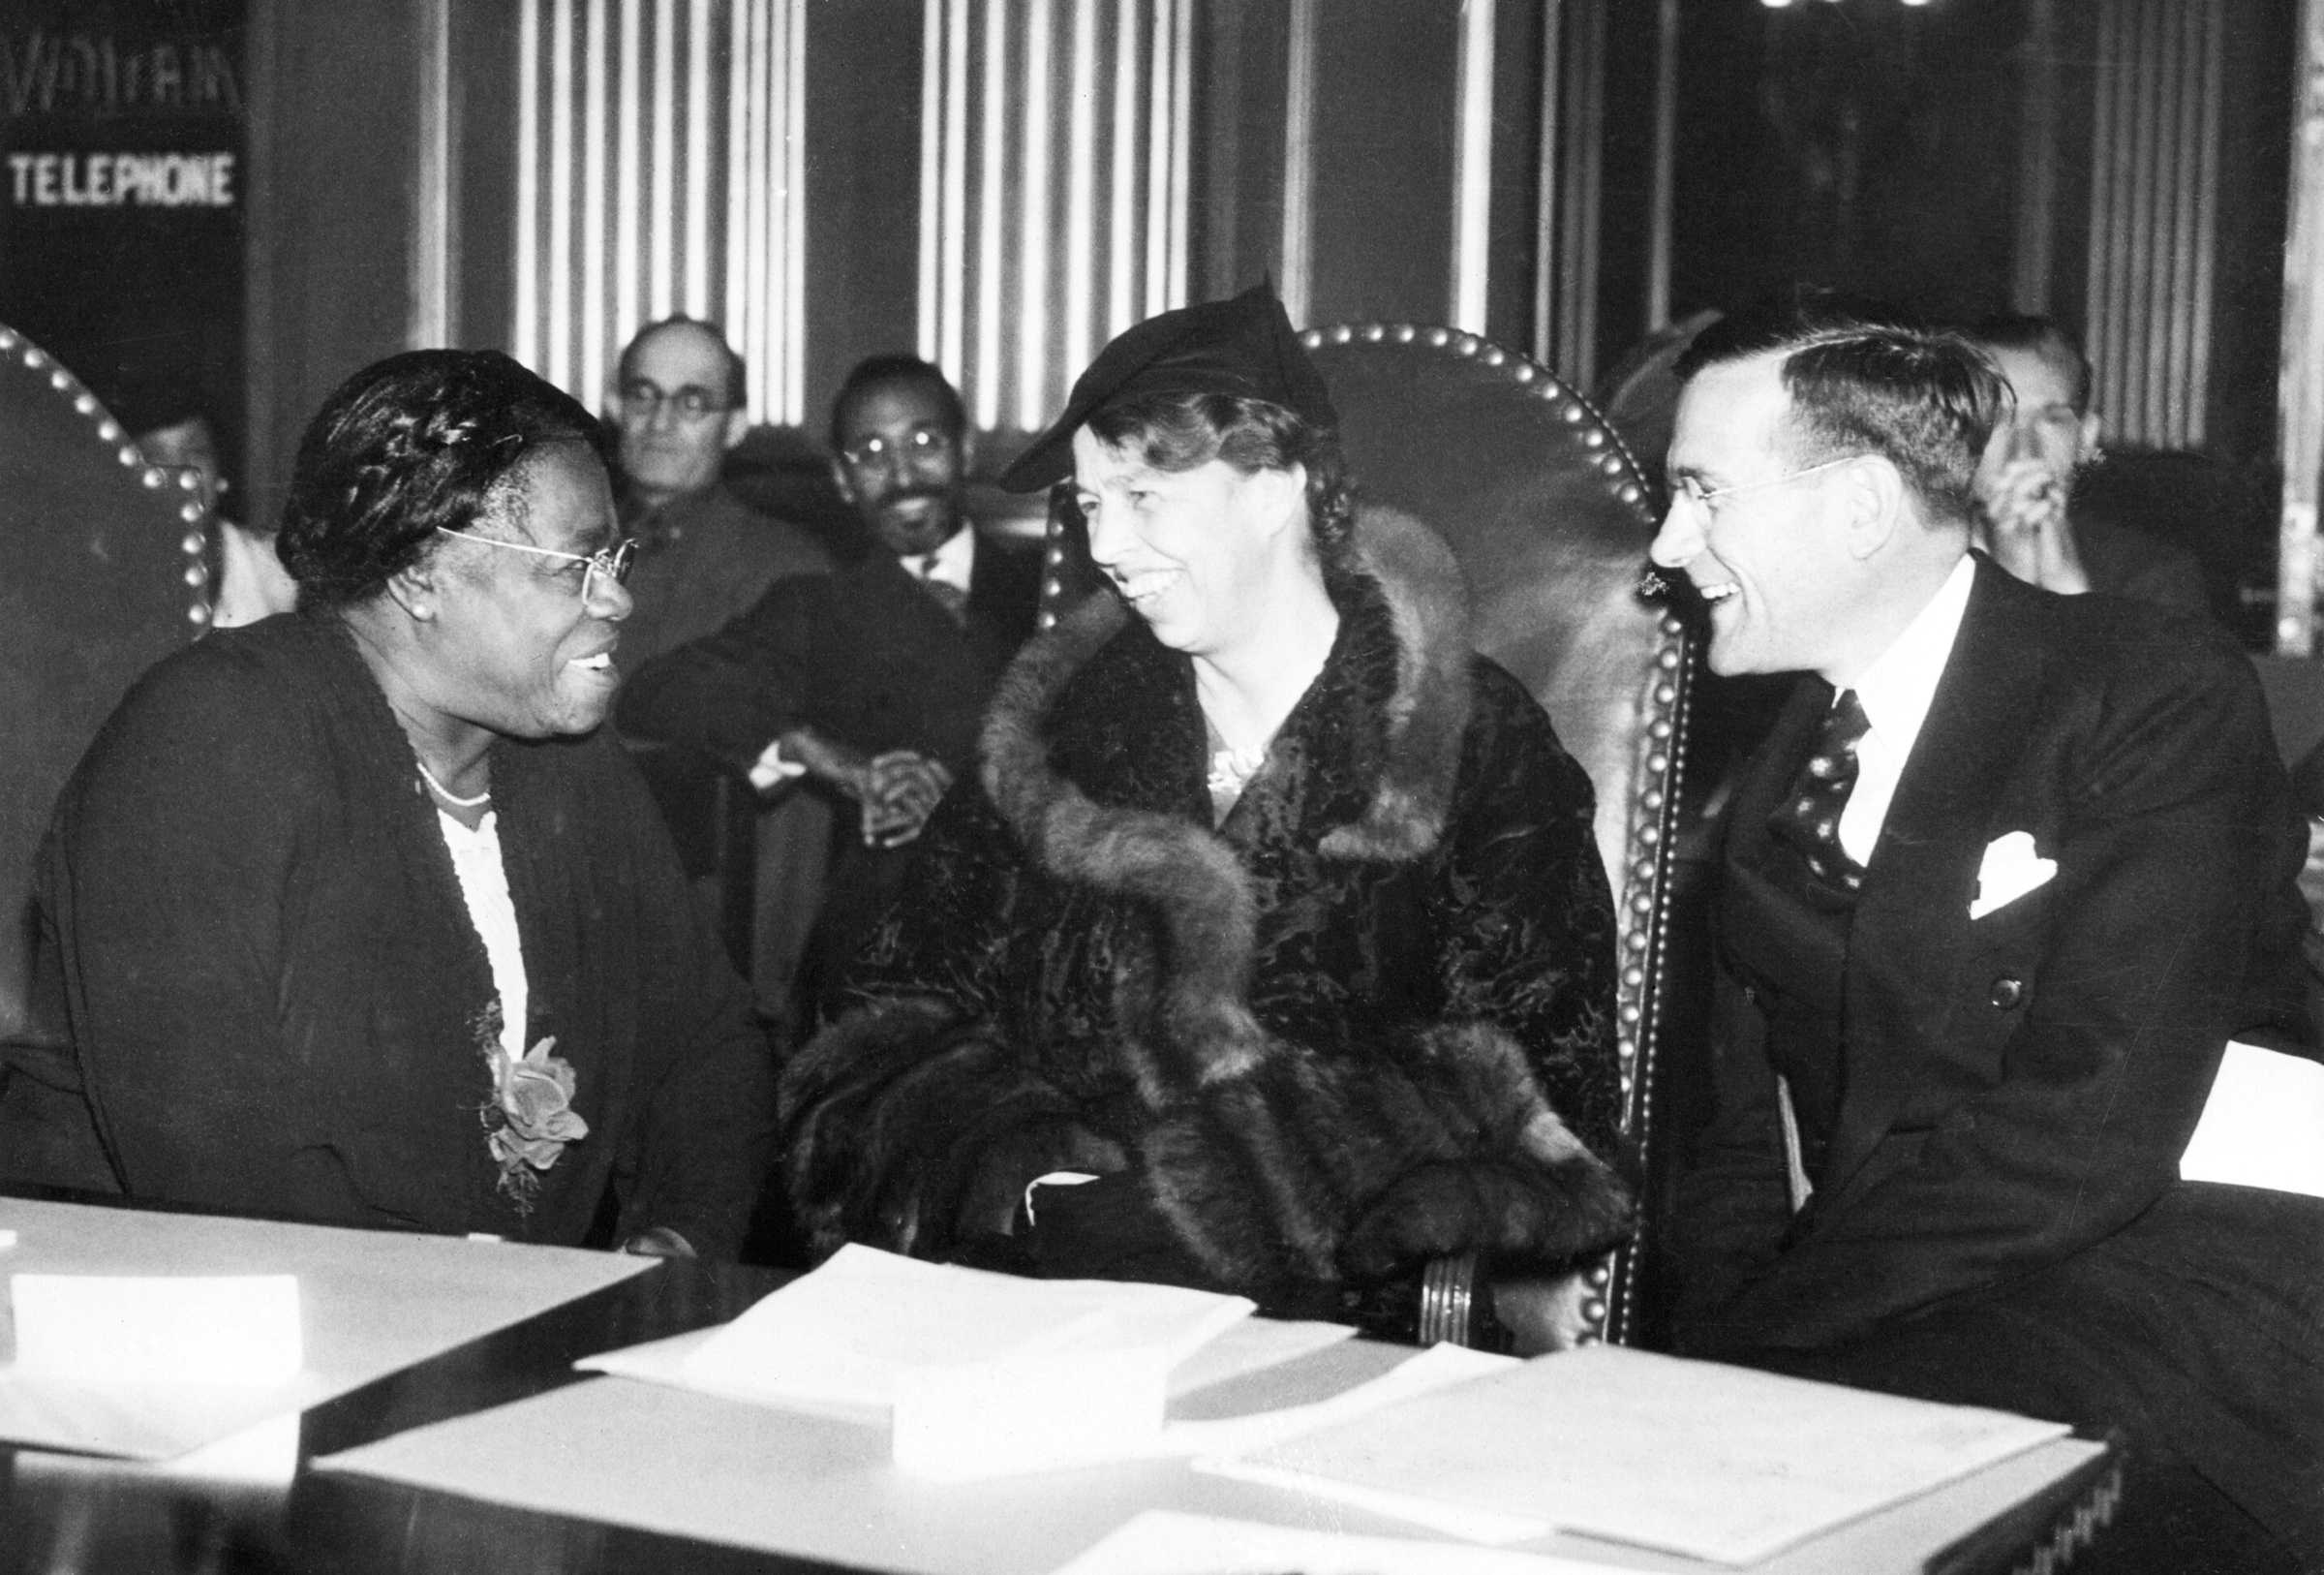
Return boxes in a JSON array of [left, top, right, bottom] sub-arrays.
[[0, 324, 203, 1044], [1038, 322, 1697, 1345]]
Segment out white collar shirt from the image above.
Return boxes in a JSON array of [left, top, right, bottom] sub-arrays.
[[908, 524, 977, 596], [1837, 552, 1975, 868]]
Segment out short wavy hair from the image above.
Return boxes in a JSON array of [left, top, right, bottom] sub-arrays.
[[1679, 291, 2003, 526], [1082, 390, 1358, 581], [277, 350, 609, 609]]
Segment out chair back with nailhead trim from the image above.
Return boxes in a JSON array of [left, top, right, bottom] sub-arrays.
[[1038, 323, 1697, 1345], [0, 323, 202, 1035]]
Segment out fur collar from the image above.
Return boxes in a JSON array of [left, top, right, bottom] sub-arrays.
[[976, 506, 1476, 1094]]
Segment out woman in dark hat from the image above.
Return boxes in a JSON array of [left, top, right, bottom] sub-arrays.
[[0, 350, 771, 1256], [780, 287, 1631, 1332]]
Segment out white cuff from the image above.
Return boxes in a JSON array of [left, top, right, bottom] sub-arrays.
[[748, 738, 809, 790]]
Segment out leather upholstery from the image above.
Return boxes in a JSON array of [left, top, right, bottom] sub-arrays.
[[0, 324, 200, 1037], [1037, 323, 1697, 1343]]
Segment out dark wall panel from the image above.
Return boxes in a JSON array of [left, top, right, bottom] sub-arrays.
[[802, 0, 924, 430], [245, 0, 421, 525], [1304, 0, 1459, 328]]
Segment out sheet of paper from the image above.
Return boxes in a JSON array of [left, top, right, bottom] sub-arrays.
[[1049, 1510, 1642, 1575], [2181, 1038, 2324, 1195], [673, 1244, 1253, 1410], [1202, 1345, 2070, 1565], [0, 1197, 651, 1460]]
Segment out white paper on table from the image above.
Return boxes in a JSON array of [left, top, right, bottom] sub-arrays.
[[2181, 1039, 2324, 1195], [673, 1245, 1254, 1411], [1201, 1345, 2071, 1565], [1049, 1509, 1644, 1575], [582, 1305, 1354, 1425], [11, 1274, 303, 1384]]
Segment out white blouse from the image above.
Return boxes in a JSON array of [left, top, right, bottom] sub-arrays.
[[435, 807, 529, 1060]]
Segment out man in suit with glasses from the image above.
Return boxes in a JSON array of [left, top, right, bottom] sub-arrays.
[[1651, 300, 2321, 1572]]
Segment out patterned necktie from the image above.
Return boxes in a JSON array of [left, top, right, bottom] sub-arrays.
[[917, 554, 968, 624], [1768, 688, 1871, 893]]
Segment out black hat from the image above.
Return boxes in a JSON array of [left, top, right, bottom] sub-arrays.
[[998, 283, 1336, 492]]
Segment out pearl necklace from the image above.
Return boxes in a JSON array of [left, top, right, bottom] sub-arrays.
[[416, 757, 491, 809]]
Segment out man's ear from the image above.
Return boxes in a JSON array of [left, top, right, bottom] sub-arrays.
[[1843, 454, 1908, 561], [720, 408, 749, 452], [828, 454, 857, 506], [957, 425, 978, 475], [2080, 410, 2104, 466]]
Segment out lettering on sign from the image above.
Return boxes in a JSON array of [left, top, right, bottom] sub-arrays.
[[0, 31, 242, 117], [8, 151, 235, 208]]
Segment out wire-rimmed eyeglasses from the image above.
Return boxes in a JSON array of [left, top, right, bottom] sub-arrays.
[[435, 527, 638, 601], [838, 426, 954, 471], [617, 379, 733, 422], [1667, 454, 1864, 519]]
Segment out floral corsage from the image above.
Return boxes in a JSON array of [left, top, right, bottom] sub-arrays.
[[474, 1011, 590, 1213]]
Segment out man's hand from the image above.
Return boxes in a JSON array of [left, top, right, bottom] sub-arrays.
[[1975, 457, 2090, 595], [860, 750, 953, 848], [757, 729, 951, 848]]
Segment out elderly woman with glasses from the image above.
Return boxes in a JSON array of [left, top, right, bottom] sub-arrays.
[[0, 350, 773, 1257]]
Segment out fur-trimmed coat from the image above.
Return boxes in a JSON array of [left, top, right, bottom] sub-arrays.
[[781, 510, 1634, 1309]]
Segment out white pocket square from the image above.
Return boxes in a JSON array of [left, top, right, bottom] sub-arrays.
[[1970, 830, 2055, 919]]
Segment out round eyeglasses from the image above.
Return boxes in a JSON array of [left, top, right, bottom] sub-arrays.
[[435, 528, 639, 601], [618, 379, 732, 422]]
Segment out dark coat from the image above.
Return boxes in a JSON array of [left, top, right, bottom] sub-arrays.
[[781, 510, 1633, 1312], [615, 480, 833, 675], [1671, 560, 2324, 1558], [614, 530, 1043, 780], [615, 529, 1045, 1009], [2067, 507, 2210, 617], [0, 614, 774, 1256]]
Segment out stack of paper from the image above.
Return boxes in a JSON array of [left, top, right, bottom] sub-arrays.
[[645, 1245, 1257, 1477], [672, 1244, 1254, 1408], [1200, 1345, 2071, 1564]]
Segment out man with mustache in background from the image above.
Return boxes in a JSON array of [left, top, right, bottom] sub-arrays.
[[619, 355, 1042, 1028]]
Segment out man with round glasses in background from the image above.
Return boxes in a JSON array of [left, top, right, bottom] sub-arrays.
[[604, 318, 837, 1029], [605, 317, 832, 672]]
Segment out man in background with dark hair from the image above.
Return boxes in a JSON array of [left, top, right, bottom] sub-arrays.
[[1968, 312, 2208, 614], [618, 355, 1041, 1028], [1651, 302, 2321, 1570]]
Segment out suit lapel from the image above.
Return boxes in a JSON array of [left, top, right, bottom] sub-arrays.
[[1725, 675, 1832, 894], [1820, 562, 2054, 1201]]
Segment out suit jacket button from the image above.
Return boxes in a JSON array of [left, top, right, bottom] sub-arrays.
[[1989, 975, 2026, 1009]]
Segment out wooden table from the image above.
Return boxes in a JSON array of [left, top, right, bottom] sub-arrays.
[[0, 1230, 2121, 1575]]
